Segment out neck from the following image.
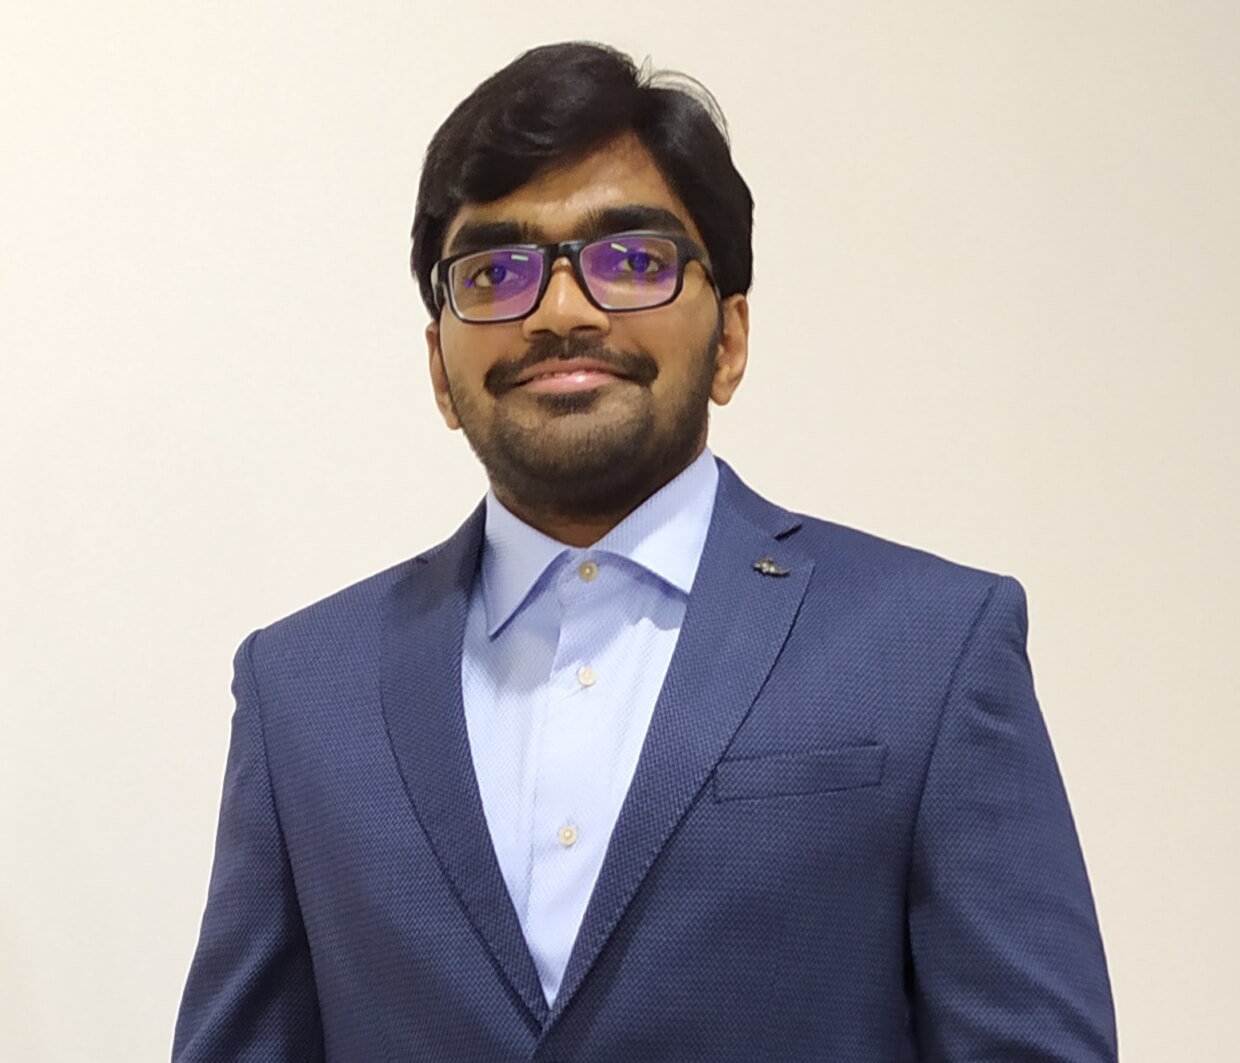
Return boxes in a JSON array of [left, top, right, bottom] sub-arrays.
[[490, 445, 705, 547], [492, 502, 625, 548]]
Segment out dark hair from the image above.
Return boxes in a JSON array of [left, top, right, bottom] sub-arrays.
[[410, 41, 754, 317]]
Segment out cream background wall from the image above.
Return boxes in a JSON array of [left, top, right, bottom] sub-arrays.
[[2, 2, 1236, 1059]]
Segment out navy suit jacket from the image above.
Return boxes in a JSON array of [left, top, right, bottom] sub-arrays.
[[174, 462, 1117, 1061]]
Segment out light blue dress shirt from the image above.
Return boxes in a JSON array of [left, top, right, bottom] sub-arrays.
[[461, 448, 719, 1004]]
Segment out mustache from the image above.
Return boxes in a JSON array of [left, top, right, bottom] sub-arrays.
[[484, 334, 659, 396]]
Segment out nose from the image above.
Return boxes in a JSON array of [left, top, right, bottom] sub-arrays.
[[521, 257, 610, 338]]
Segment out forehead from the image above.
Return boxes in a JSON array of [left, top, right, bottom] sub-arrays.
[[441, 134, 705, 251]]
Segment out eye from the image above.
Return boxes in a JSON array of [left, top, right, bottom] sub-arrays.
[[615, 248, 665, 274], [464, 264, 512, 289]]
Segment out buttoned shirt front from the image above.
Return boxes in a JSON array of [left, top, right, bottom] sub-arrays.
[[461, 448, 719, 1004]]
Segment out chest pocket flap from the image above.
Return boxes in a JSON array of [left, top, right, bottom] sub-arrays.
[[713, 744, 887, 802]]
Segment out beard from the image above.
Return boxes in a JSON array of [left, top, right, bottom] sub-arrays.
[[444, 318, 721, 522]]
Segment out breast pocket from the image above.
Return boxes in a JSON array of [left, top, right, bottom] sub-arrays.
[[712, 744, 887, 802]]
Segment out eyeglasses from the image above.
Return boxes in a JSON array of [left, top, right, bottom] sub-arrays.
[[430, 230, 715, 324]]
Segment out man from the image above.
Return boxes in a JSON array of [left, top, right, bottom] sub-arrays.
[[174, 41, 1117, 1062]]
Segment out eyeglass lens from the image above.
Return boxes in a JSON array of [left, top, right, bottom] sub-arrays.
[[448, 234, 681, 321]]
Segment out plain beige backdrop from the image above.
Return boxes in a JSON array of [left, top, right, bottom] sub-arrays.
[[2, 2, 1237, 1059]]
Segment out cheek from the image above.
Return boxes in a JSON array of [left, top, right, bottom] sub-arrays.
[[620, 300, 717, 378], [440, 322, 518, 390]]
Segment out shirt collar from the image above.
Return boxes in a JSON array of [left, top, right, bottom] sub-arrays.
[[480, 447, 720, 637]]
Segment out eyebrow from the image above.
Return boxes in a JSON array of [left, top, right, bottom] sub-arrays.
[[444, 204, 693, 257], [445, 219, 540, 256], [582, 205, 692, 240]]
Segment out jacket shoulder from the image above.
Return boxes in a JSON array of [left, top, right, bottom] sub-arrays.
[[717, 459, 1012, 602], [792, 514, 1007, 590], [249, 500, 485, 654], [233, 557, 417, 684], [283, 555, 418, 629], [791, 515, 1029, 638]]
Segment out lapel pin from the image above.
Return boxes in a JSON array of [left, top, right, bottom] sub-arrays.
[[753, 556, 790, 578]]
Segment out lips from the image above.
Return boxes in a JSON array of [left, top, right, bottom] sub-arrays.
[[513, 358, 631, 394], [514, 358, 630, 387], [484, 344, 658, 398]]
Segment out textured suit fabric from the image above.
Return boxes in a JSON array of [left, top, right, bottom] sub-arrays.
[[173, 461, 1117, 1062]]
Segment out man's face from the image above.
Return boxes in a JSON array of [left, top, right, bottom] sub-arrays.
[[426, 133, 749, 520]]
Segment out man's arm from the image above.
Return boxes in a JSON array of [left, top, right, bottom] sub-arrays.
[[908, 577, 1118, 1060], [173, 631, 324, 1062]]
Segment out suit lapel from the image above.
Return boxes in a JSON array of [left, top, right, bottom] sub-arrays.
[[548, 464, 812, 1020], [378, 505, 549, 1025]]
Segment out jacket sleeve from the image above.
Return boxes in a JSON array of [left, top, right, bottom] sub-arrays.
[[172, 630, 324, 1062], [907, 577, 1118, 1060]]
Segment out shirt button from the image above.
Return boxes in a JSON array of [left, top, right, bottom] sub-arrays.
[[558, 824, 579, 847], [577, 665, 596, 687], [578, 560, 599, 582]]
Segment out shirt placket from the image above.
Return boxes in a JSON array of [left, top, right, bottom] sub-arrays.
[[524, 553, 612, 998]]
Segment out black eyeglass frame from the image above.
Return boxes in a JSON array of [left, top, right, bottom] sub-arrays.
[[430, 230, 717, 324]]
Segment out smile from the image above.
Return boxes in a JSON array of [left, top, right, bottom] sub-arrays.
[[513, 358, 631, 394], [519, 369, 627, 394]]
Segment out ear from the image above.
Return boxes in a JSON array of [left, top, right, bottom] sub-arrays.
[[710, 294, 749, 406], [425, 321, 461, 430]]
